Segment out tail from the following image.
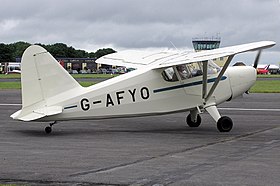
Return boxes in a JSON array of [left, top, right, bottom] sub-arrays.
[[11, 45, 83, 121], [265, 64, 270, 70]]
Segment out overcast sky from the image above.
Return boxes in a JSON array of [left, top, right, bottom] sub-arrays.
[[1, 0, 280, 65]]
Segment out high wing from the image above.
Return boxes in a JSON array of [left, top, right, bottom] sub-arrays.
[[97, 50, 181, 69], [153, 41, 275, 69], [98, 41, 275, 104], [97, 41, 276, 69]]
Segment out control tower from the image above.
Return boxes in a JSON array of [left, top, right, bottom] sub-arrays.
[[192, 37, 221, 51], [192, 36, 226, 66]]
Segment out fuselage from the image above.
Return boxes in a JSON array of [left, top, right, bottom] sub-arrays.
[[43, 65, 256, 121], [257, 69, 269, 74]]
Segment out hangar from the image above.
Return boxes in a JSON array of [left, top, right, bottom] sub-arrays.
[[13, 57, 110, 74]]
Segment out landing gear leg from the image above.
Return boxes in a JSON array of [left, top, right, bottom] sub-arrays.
[[205, 105, 233, 132], [186, 110, 201, 127], [45, 121, 57, 134]]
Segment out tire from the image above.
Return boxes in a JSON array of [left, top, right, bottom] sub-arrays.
[[186, 114, 201, 127], [45, 126, 52, 134], [217, 116, 233, 132]]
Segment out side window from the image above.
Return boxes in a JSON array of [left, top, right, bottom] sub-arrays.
[[176, 65, 189, 80], [162, 67, 178, 82], [208, 60, 220, 74], [162, 61, 214, 82], [186, 62, 203, 77]]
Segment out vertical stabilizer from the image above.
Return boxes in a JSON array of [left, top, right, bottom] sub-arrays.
[[21, 45, 82, 107], [11, 45, 82, 121]]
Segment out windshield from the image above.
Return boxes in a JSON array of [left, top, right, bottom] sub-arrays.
[[162, 60, 221, 82], [207, 59, 221, 74]]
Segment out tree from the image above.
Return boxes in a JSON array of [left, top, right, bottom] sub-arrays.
[[88, 52, 96, 58], [10, 41, 31, 59], [94, 48, 116, 59], [0, 42, 116, 61], [48, 43, 68, 58], [0, 43, 13, 62]]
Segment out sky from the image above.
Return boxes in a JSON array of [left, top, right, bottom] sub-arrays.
[[1, 0, 280, 65]]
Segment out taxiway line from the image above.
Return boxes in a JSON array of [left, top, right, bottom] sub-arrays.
[[219, 108, 280, 112], [0, 103, 21, 106]]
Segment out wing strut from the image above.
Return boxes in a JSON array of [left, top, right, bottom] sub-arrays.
[[202, 60, 208, 99], [203, 55, 234, 103]]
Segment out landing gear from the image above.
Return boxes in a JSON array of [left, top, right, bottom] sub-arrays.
[[186, 113, 201, 127], [45, 121, 57, 134], [45, 126, 52, 134], [205, 105, 233, 132], [217, 116, 233, 132]]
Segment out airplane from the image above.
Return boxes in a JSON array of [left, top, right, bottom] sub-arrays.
[[257, 64, 270, 74], [5, 62, 21, 74], [10, 41, 275, 134]]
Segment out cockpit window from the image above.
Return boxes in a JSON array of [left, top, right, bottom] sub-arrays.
[[208, 60, 221, 74], [162, 60, 221, 82], [162, 67, 178, 82], [186, 62, 203, 77], [176, 65, 189, 80]]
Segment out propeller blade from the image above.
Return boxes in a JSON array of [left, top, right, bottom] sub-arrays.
[[253, 50, 262, 69]]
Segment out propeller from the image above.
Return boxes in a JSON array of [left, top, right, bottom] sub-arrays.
[[253, 49, 262, 69], [246, 49, 263, 95]]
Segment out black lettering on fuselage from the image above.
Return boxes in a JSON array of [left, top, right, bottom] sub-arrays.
[[103, 87, 150, 107], [81, 98, 90, 111], [116, 91, 125, 105], [106, 94, 115, 107], [140, 87, 150, 100], [128, 89, 136, 102]]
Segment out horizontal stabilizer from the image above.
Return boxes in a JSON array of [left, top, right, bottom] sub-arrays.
[[11, 106, 62, 121]]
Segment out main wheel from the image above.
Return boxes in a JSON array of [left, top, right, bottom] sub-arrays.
[[217, 116, 233, 132], [186, 114, 201, 127], [45, 126, 52, 134]]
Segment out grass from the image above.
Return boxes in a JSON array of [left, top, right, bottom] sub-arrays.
[[79, 81, 97, 87], [250, 80, 280, 93], [72, 74, 118, 78], [0, 73, 278, 79], [0, 82, 96, 89], [0, 74, 21, 79], [0, 73, 118, 79], [257, 74, 280, 78], [0, 82, 21, 89], [1, 73, 279, 79], [1, 76, 280, 93]]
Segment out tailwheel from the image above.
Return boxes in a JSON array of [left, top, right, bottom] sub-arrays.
[[45, 126, 52, 134], [186, 113, 201, 127], [217, 116, 233, 132], [45, 121, 57, 134]]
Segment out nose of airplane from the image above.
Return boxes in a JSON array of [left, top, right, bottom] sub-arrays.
[[226, 66, 257, 99]]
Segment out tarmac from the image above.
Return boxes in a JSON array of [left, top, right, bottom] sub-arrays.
[[0, 90, 279, 186]]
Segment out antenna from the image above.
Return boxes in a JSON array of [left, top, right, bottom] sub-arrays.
[[169, 41, 178, 50]]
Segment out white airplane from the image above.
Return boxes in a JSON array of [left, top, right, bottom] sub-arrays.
[[11, 41, 275, 134]]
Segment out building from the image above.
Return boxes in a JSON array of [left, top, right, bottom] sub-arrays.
[[56, 58, 97, 73], [192, 36, 227, 67], [0, 62, 21, 74], [16, 57, 99, 74]]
